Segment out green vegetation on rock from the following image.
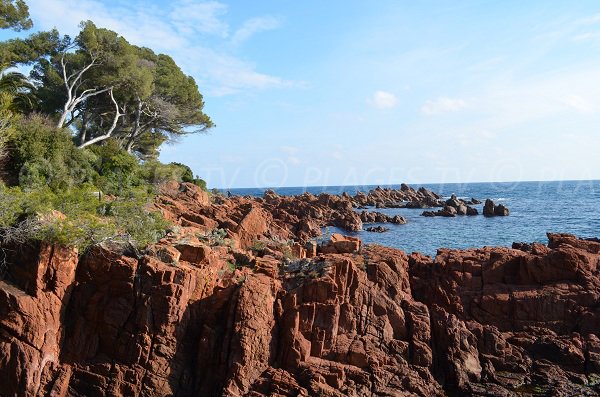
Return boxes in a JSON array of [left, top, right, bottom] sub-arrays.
[[0, 2, 212, 253]]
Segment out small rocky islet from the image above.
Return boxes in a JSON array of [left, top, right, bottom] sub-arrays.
[[2, 181, 600, 396]]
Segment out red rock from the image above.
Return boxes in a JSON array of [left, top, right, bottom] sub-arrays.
[[305, 241, 317, 258], [291, 242, 306, 259], [174, 242, 211, 263], [319, 233, 362, 254], [1, 181, 599, 397], [409, 233, 600, 394], [0, 242, 78, 397], [235, 205, 272, 249]]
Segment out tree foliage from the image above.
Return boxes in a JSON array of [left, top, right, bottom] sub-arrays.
[[0, 0, 32, 31], [0, 66, 35, 112], [24, 21, 214, 157], [0, 64, 36, 163]]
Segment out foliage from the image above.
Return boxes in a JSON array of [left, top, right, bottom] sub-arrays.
[[22, 21, 214, 155], [0, 3, 212, 254], [0, 95, 15, 162], [226, 261, 238, 272], [140, 161, 207, 190], [0, 30, 63, 67], [0, 116, 203, 252], [9, 114, 97, 190], [250, 239, 267, 254], [87, 138, 145, 195], [0, 0, 32, 31], [6, 114, 208, 196], [141, 161, 189, 186], [198, 228, 229, 247], [0, 183, 170, 252], [0, 66, 35, 113]]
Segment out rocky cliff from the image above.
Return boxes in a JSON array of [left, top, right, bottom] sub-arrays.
[[0, 183, 597, 396]]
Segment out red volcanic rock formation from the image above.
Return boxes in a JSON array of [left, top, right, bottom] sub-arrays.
[[409, 233, 600, 395], [154, 184, 414, 243], [0, 183, 598, 396], [352, 185, 444, 209]]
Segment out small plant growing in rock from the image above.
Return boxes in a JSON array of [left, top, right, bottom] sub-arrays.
[[226, 261, 238, 272], [208, 228, 228, 246], [250, 239, 267, 254]]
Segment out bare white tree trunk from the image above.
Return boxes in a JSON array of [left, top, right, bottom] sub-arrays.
[[124, 97, 157, 153], [56, 53, 111, 129], [78, 88, 124, 148]]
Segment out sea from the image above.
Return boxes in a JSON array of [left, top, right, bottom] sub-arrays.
[[226, 180, 600, 257]]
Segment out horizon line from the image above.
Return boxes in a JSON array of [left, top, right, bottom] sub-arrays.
[[215, 177, 600, 191]]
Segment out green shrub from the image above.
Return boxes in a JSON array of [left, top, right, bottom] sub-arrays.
[[0, 184, 171, 252], [171, 162, 194, 182], [141, 161, 186, 185], [0, 184, 24, 227], [192, 177, 207, 191], [0, 106, 15, 163], [88, 139, 144, 195], [10, 115, 97, 190], [226, 261, 238, 272], [250, 239, 267, 254], [140, 161, 207, 191]]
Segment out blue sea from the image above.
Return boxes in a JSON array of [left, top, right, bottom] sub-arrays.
[[227, 180, 600, 256]]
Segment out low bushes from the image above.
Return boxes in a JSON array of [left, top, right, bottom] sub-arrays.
[[0, 184, 171, 252], [7, 115, 208, 195]]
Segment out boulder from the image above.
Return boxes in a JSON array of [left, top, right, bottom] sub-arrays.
[[445, 194, 462, 208], [494, 204, 509, 216], [320, 233, 362, 254], [391, 215, 407, 224], [366, 226, 389, 233], [439, 205, 457, 217], [483, 199, 495, 217], [483, 199, 510, 217]]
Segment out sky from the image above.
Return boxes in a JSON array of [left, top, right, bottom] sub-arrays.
[[3, 0, 600, 188]]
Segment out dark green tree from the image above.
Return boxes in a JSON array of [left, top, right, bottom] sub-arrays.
[[25, 21, 213, 154], [0, 66, 34, 113], [0, 30, 63, 67], [0, 0, 32, 31]]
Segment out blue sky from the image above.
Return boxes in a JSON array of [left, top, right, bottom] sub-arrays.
[[3, 1, 600, 188]]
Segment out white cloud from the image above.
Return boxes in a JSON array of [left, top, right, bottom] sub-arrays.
[[573, 31, 600, 42], [170, 1, 229, 37], [562, 95, 593, 113], [421, 97, 468, 115], [280, 146, 301, 165], [25, 0, 293, 96], [185, 46, 297, 96], [575, 13, 600, 26], [370, 90, 398, 109], [232, 16, 282, 45]]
